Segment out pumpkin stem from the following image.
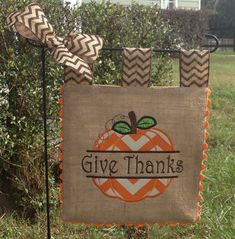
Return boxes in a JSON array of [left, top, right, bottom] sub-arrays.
[[128, 111, 137, 134]]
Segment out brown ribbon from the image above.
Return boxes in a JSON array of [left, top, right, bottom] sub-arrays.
[[180, 49, 210, 87], [121, 48, 152, 87], [6, 3, 103, 81]]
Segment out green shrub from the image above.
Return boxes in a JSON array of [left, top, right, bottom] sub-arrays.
[[161, 9, 208, 49], [0, 0, 70, 217], [76, 1, 174, 85]]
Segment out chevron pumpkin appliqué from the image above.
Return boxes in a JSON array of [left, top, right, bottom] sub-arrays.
[[92, 127, 175, 202]]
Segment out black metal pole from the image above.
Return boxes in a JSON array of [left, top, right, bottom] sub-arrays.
[[103, 34, 219, 53], [41, 47, 51, 239]]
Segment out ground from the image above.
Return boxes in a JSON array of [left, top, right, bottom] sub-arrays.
[[0, 52, 234, 239]]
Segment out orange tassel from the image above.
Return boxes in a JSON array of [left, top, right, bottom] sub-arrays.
[[199, 174, 205, 180], [59, 152, 63, 161], [198, 194, 203, 201], [59, 86, 64, 94], [201, 163, 206, 170], [105, 224, 112, 227], [199, 182, 203, 191], [59, 163, 63, 170], [197, 204, 202, 212], [204, 130, 209, 140], [59, 194, 64, 201], [204, 110, 210, 116], [196, 215, 201, 222], [60, 119, 64, 127], [59, 109, 64, 117], [202, 153, 207, 160], [203, 143, 208, 151], [207, 88, 212, 96], [58, 98, 64, 105], [207, 99, 212, 107], [60, 131, 64, 139], [204, 121, 209, 128]]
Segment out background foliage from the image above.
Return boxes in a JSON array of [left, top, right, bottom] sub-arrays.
[[161, 9, 208, 49], [201, 0, 217, 13], [206, 0, 235, 39], [75, 1, 174, 85], [0, 0, 66, 217]]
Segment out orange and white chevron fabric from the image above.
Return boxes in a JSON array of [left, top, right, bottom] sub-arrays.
[[6, 3, 103, 83], [122, 48, 152, 87], [93, 128, 174, 202]]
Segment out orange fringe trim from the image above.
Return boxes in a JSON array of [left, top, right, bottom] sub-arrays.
[[197, 88, 211, 222], [63, 220, 189, 228], [59, 85, 64, 211]]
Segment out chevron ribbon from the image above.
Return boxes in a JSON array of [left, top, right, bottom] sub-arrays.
[[6, 3, 103, 83], [121, 48, 152, 87], [63, 33, 103, 85], [180, 49, 210, 87]]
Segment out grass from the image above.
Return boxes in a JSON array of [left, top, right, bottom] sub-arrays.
[[1, 52, 235, 239]]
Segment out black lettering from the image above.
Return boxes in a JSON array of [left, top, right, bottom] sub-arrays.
[[109, 160, 118, 176], [155, 160, 165, 173], [176, 160, 183, 173], [167, 155, 175, 173], [100, 159, 108, 174], [124, 155, 135, 174], [81, 154, 93, 173], [94, 155, 98, 173], [135, 155, 144, 174], [146, 160, 154, 174]]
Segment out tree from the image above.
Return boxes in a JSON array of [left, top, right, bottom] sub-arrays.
[[201, 0, 218, 12], [208, 0, 235, 51], [216, 0, 235, 28]]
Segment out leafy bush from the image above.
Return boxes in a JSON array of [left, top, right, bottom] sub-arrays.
[[161, 9, 208, 49], [208, 0, 235, 39], [76, 1, 174, 85], [0, 0, 70, 217], [0, 0, 174, 216]]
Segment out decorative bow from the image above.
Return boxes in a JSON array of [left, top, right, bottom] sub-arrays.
[[6, 3, 103, 81]]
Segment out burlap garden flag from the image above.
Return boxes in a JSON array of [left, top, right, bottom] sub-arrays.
[[60, 48, 211, 225], [6, 1, 211, 228]]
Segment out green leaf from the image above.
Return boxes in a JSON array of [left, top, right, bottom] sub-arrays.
[[137, 116, 157, 129], [112, 121, 132, 134]]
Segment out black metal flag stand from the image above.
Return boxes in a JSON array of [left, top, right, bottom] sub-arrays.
[[41, 47, 51, 239]]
